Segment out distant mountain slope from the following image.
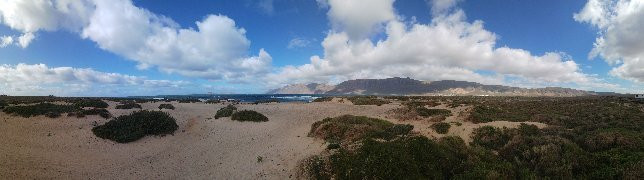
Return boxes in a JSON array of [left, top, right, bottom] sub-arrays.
[[266, 83, 335, 94], [268, 77, 599, 96]]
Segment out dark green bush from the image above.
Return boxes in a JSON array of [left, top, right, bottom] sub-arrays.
[[3, 103, 79, 118], [303, 136, 514, 179], [73, 99, 109, 108], [416, 107, 451, 117], [313, 97, 333, 102], [178, 99, 200, 103], [214, 105, 237, 119], [0, 100, 7, 109], [471, 126, 513, 150], [431, 122, 451, 134], [68, 108, 111, 119], [231, 110, 268, 122], [346, 97, 390, 106], [92, 110, 178, 143], [158, 104, 175, 110], [308, 115, 395, 143], [115, 103, 142, 109], [327, 143, 341, 150]]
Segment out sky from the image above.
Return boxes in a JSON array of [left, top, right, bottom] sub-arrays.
[[0, 0, 643, 96]]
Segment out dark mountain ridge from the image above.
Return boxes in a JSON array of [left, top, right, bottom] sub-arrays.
[[269, 77, 610, 96]]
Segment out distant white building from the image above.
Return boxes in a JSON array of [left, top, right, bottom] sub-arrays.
[[636, 94, 644, 99]]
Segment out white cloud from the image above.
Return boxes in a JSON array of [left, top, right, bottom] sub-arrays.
[[287, 37, 312, 49], [575, 0, 644, 83], [0, 36, 13, 47], [0, 0, 272, 81], [269, 0, 601, 89], [320, 0, 396, 40], [0, 63, 190, 96], [429, 0, 462, 15], [17, 32, 35, 48]]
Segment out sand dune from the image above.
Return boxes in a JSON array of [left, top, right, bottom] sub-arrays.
[[0, 101, 545, 179]]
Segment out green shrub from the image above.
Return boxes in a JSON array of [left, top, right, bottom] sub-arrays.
[[73, 99, 109, 108], [158, 104, 175, 110], [313, 97, 333, 102], [308, 115, 395, 143], [0, 100, 7, 109], [115, 103, 142, 109], [431, 122, 451, 134], [303, 136, 514, 179], [471, 126, 512, 150], [68, 108, 111, 119], [231, 110, 268, 122], [178, 99, 200, 103], [327, 143, 341, 150], [416, 107, 451, 117], [92, 110, 178, 143], [3, 103, 79, 118], [469, 105, 504, 123], [518, 123, 541, 136], [346, 97, 390, 106], [214, 105, 237, 119]]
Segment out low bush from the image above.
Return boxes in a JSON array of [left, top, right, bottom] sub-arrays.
[[231, 110, 268, 122], [158, 104, 175, 110], [73, 99, 109, 108], [309, 115, 394, 143], [346, 97, 390, 106], [469, 105, 504, 123], [416, 107, 451, 117], [92, 110, 178, 143], [471, 126, 513, 150], [0, 100, 7, 109], [68, 108, 111, 119], [302, 136, 514, 179], [313, 97, 333, 102], [3, 103, 79, 118], [178, 99, 201, 103], [431, 122, 451, 134], [214, 105, 237, 119], [115, 103, 142, 109]]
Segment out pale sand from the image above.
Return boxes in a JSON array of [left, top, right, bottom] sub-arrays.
[[0, 100, 546, 179]]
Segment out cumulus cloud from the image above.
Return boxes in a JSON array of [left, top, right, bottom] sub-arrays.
[[269, 0, 598, 88], [430, 0, 462, 15], [0, 0, 272, 81], [0, 63, 189, 96], [17, 32, 35, 48], [0, 36, 13, 47], [575, 0, 644, 82], [320, 0, 396, 40]]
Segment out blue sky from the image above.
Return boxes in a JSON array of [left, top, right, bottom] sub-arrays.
[[0, 0, 642, 96]]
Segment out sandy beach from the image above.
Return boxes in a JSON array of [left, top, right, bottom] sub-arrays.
[[0, 100, 546, 179]]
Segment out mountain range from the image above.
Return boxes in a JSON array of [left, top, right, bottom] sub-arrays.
[[267, 77, 617, 96]]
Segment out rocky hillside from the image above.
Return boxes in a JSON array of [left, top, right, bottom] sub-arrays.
[[268, 77, 599, 96], [266, 83, 335, 94]]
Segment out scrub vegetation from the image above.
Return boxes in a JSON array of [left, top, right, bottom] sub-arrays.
[[92, 110, 178, 143], [302, 96, 644, 179]]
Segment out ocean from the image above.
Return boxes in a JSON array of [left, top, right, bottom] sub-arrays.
[[128, 94, 329, 103]]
